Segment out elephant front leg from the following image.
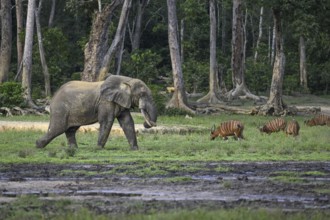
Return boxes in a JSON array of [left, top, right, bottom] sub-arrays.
[[97, 120, 114, 148], [117, 110, 138, 150]]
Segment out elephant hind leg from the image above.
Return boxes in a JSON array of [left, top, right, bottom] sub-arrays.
[[36, 119, 68, 148], [36, 128, 66, 148], [65, 126, 80, 148]]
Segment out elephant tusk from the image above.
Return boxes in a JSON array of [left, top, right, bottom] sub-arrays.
[[141, 109, 156, 127]]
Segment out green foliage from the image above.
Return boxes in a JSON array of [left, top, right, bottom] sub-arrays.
[[122, 49, 162, 84], [183, 59, 208, 93], [32, 27, 73, 97], [245, 55, 272, 94], [0, 82, 24, 107], [148, 84, 167, 115]]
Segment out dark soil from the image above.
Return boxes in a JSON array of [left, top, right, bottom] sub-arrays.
[[0, 162, 330, 215]]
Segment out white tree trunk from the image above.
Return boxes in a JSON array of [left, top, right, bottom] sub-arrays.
[[198, 0, 222, 104], [299, 36, 308, 91], [48, 0, 56, 27], [166, 0, 194, 113], [266, 8, 285, 114], [254, 6, 263, 63], [22, 0, 36, 107], [35, 0, 51, 97]]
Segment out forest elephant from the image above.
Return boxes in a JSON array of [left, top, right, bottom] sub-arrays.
[[36, 75, 157, 150]]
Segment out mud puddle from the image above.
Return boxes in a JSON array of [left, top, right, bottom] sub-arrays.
[[1, 162, 330, 214]]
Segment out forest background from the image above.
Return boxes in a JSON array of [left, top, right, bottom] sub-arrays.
[[0, 0, 329, 115]]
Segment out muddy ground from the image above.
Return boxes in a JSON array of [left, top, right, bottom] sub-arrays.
[[0, 162, 329, 215]]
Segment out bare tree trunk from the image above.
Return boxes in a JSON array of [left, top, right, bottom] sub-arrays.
[[22, 0, 37, 107], [166, 0, 194, 114], [299, 35, 308, 92], [221, 0, 226, 55], [268, 25, 271, 61], [198, 0, 222, 104], [35, 0, 51, 97], [98, 0, 132, 81], [227, 0, 260, 101], [0, 0, 12, 83], [129, 0, 149, 51], [82, 0, 123, 82], [180, 19, 184, 64], [254, 5, 263, 63], [16, 0, 24, 76], [270, 22, 275, 66], [115, 23, 127, 75], [262, 8, 286, 115], [48, 0, 56, 28]]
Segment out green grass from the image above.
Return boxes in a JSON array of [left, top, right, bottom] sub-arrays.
[[0, 114, 329, 164], [1, 195, 329, 220]]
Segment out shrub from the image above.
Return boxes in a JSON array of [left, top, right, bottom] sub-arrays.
[[0, 82, 25, 107]]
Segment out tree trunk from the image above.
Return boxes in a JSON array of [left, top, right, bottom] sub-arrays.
[[48, 0, 56, 28], [35, 0, 51, 97], [221, 0, 226, 55], [22, 0, 37, 107], [299, 35, 308, 92], [261, 8, 286, 115], [114, 23, 127, 75], [129, 0, 149, 51], [180, 19, 184, 64], [227, 0, 260, 101], [81, 0, 123, 82], [16, 0, 24, 76], [270, 23, 275, 66], [0, 0, 12, 83], [166, 0, 194, 114], [98, 0, 132, 81], [198, 0, 223, 104], [254, 6, 263, 63]]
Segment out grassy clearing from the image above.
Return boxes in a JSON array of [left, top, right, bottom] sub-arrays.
[[1, 195, 329, 220], [0, 114, 329, 165]]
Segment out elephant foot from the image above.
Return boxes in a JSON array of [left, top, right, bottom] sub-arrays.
[[131, 145, 139, 151], [36, 140, 46, 148]]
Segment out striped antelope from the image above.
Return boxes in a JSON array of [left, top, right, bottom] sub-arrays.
[[210, 120, 244, 140], [304, 114, 330, 126], [259, 117, 286, 134], [285, 119, 300, 137]]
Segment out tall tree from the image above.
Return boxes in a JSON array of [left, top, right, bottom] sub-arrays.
[[299, 36, 308, 91], [254, 5, 264, 63], [166, 0, 194, 113], [82, 0, 123, 82], [129, 0, 149, 51], [228, 0, 259, 101], [0, 0, 12, 83], [98, 0, 132, 81], [16, 0, 24, 74], [198, 0, 223, 103], [35, 0, 51, 96], [22, 0, 36, 107], [262, 7, 286, 115], [48, 0, 56, 27]]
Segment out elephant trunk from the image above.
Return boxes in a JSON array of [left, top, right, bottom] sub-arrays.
[[139, 99, 157, 129]]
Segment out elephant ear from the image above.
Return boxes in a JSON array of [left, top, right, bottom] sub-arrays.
[[101, 77, 132, 109]]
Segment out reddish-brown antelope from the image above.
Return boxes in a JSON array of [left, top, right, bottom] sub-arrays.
[[304, 114, 330, 126], [285, 119, 300, 137], [210, 120, 244, 140], [259, 118, 286, 134]]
